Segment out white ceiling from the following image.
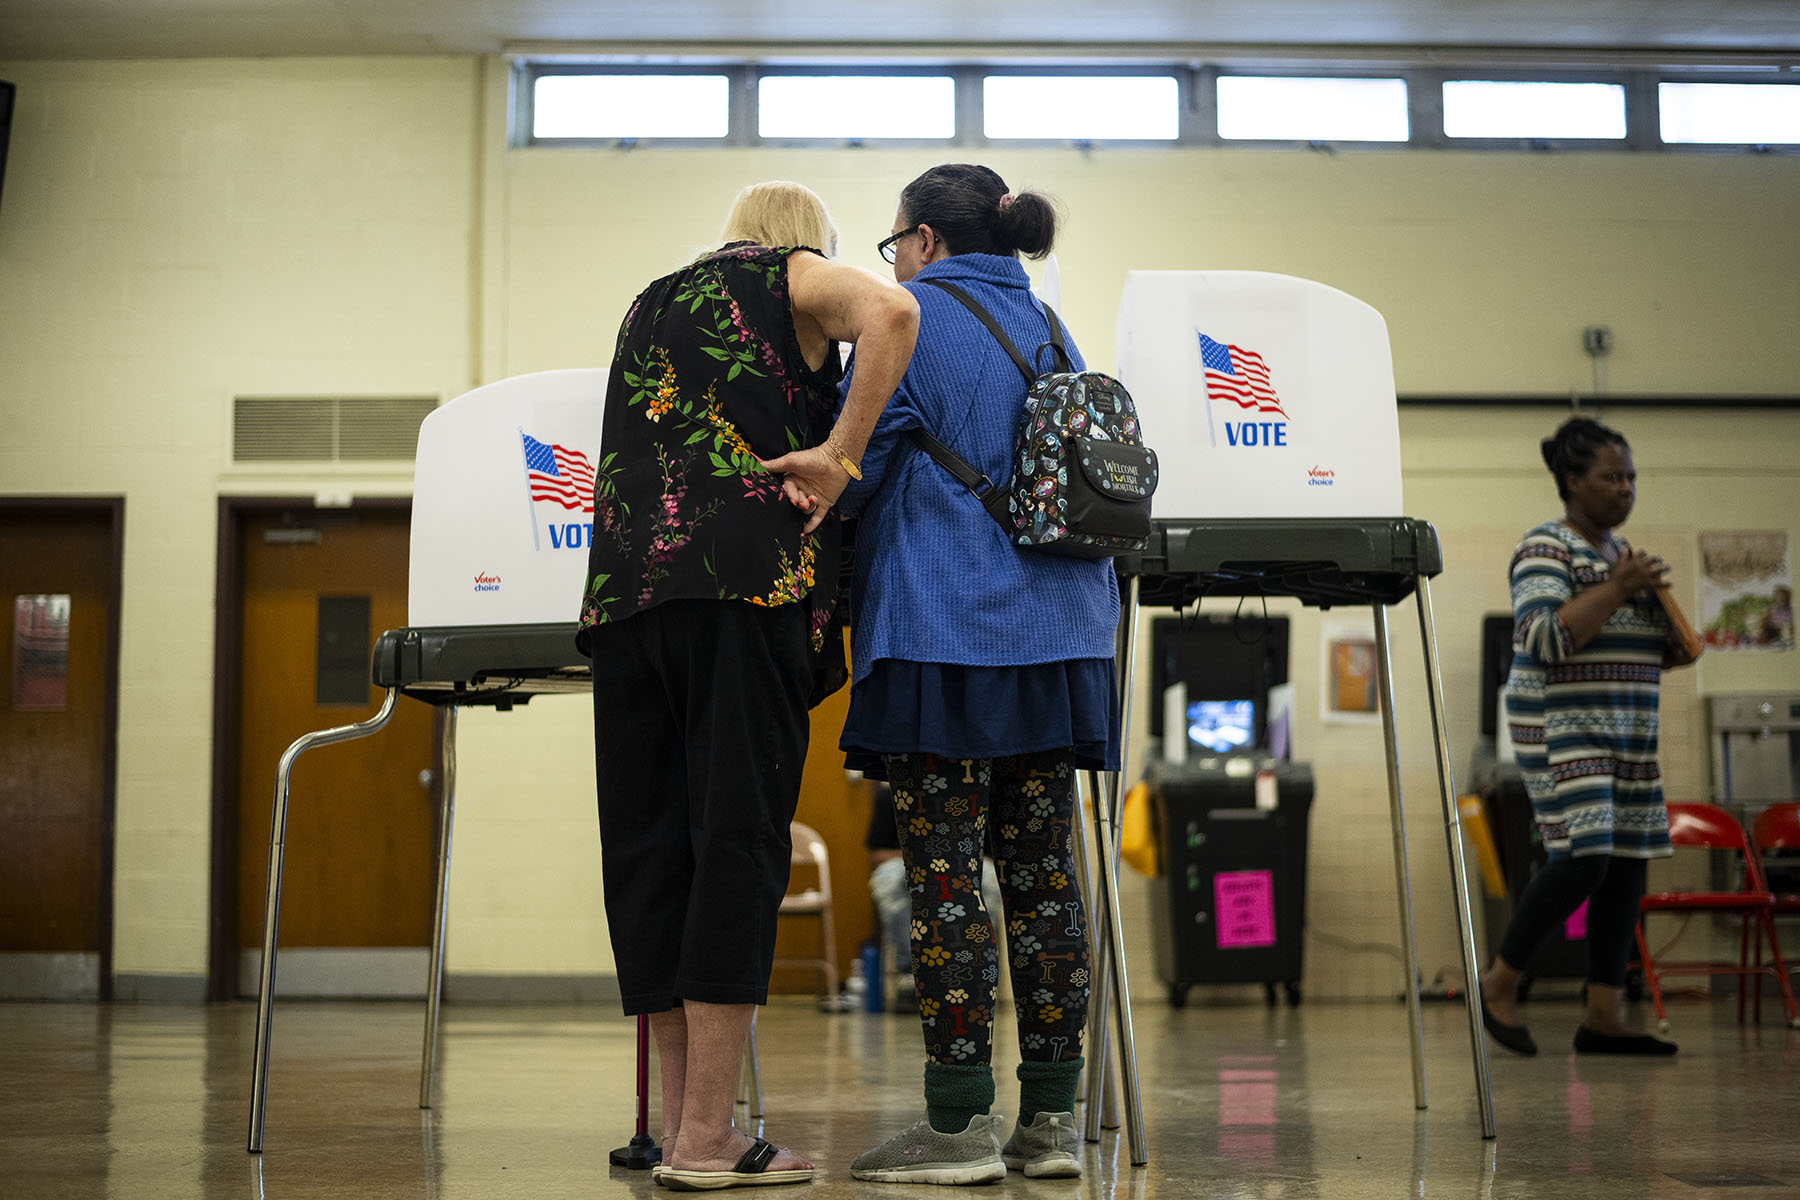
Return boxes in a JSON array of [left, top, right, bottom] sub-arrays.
[[1, 0, 1798, 62]]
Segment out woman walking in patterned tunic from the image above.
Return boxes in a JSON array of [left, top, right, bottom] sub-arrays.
[[578, 181, 918, 1189], [840, 165, 1120, 1184], [1479, 417, 1699, 1058]]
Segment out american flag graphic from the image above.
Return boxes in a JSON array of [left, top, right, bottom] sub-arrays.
[[521, 432, 595, 513], [1198, 333, 1287, 418]]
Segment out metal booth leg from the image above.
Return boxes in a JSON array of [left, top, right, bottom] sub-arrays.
[[1087, 768, 1148, 1165], [1072, 780, 1101, 1129], [1081, 573, 1143, 1109], [420, 705, 459, 1109], [1081, 575, 1147, 1164], [1074, 774, 1119, 1135], [1370, 606, 1429, 1112], [248, 688, 400, 1153], [739, 1014, 764, 1117], [1412, 577, 1497, 1139]]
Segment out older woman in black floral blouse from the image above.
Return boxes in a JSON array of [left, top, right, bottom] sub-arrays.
[[577, 181, 917, 1188]]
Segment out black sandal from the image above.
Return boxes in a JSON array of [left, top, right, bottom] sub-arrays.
[[658, 1137, 815, 1191]]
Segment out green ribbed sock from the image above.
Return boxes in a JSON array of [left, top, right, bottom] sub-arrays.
[[923, 1061, 994, 1134], [1017, 1056, 1084, 1123]]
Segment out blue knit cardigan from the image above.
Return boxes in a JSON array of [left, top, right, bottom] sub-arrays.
[[838, 253, 1120, 683]]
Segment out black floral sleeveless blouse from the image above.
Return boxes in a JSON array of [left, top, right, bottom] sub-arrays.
[[577, 243, 843, 654]]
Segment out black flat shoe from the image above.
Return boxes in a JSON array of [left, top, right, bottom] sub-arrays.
[[1480, 999, 1538, 1056], [1573, 1026, 1677, 1056]]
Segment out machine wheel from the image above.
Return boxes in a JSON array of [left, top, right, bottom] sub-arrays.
[[1264, 983, 1279, 1008], [1168, 983, 1189, 1008], [1283, 982, 1302, 1007]]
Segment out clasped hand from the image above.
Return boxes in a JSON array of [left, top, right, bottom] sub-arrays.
[[757, 444, 847, 535], [1611, 548, 1669, 595]]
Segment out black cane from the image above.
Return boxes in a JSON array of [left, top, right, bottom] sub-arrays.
[[609, 1013, 661, 1169]]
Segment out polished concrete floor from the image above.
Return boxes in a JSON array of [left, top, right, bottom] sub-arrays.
[[2, 991, 1797, 1199]]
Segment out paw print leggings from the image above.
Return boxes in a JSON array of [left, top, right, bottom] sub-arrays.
[[885, 748, 1091, 1067]]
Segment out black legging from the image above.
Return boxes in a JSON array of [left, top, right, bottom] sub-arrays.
[[1499, 854, 1648, 988]]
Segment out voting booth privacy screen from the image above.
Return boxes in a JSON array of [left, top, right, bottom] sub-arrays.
[[407, 271, 1401, 625], [409, 368, 607, 627], [1114, 271, 1404, 520]]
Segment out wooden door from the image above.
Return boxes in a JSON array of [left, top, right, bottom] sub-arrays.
[[0, 504, 118, 1000], [234, 507, 438, 995], [771, 633, 876, 994]]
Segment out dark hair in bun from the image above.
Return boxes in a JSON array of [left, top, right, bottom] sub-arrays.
[[898, 163, 1060, 260], [1541, 416, 1628, 501]]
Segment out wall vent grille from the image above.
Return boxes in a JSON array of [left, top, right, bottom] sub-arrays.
[[232, 395, 438, 463]]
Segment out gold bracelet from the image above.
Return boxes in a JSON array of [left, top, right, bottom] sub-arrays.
[[825, 434, 862, 480]]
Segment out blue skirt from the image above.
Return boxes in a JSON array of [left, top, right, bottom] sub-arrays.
[[840, 658, 1121, 780]]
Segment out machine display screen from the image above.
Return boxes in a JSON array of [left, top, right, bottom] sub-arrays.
[[1187, 698, 1256, 755]]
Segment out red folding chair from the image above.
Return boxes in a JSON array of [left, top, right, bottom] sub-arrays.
[[1750, 803, 1800, 1011], [1635, 802, 1800, 1032]]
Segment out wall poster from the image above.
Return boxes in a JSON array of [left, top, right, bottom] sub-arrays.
[[1320, 615, 1383, 723], [1698, 530, 1793, 652]]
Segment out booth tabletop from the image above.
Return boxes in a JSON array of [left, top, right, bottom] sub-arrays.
[[370, 623, 589, 707], [1127, 517, 1443, 609], [368, 517, 1445, 703]]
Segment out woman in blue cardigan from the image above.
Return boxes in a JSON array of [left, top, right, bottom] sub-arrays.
[[839, 164, 1120, 1185]]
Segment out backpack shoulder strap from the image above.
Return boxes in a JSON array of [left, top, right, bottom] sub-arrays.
[[919, 279, 1036, 386], [1038, 303, 1074, 374], [907, 429, 1014, 532]]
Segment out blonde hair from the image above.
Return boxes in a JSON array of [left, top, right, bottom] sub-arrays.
[[720, 180, 838, 258]]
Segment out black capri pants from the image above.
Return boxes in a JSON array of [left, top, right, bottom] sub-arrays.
[[587, 599, 812, 1015]]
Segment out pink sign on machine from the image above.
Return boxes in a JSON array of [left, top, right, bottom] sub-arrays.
[[1213, 869, 1278, 949]]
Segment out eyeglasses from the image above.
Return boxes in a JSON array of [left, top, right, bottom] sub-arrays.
[[876, 225, 922, 264]]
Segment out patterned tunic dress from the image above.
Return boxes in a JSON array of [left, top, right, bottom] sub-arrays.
[[1503, 520, 1674, 861]]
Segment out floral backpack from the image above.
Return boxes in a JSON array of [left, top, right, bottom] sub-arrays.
[[909, 279, 1159, 559]]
